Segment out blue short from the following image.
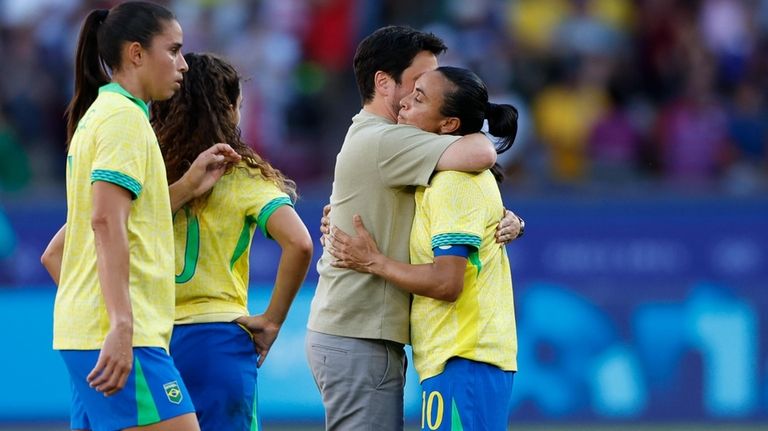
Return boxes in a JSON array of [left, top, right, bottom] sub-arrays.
[[420, 357, 515, 430], [170, 322, 261, 431], [60, 347, 195, 431]]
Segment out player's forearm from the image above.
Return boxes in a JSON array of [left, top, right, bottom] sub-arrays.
[[92, 216, 133, 330], [168, 176, 195, 213], [264, 239, 313, 324], [41, 224, 66, 285], [369, 255, 463, 302]]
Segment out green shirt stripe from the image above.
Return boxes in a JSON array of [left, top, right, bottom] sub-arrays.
[[469, 250, 483, 275], [175, 206, 200, 283], [256, 196, 293, 239], [230, 217, 256, 271], [91, 169, 142, 199]]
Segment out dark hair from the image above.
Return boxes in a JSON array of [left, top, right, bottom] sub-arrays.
[[151, 53, 297, 206], [436, 66, 518, 182], [353, 25, 447, 105], [65, 1, 176, 145]]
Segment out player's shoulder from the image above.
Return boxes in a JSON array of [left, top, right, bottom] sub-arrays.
[[227, 162, 283, 192], [431, 170, 481, 185], [92, 102, 148, 134], [428, 171, 492, 202], [378, 123, 438, 144]]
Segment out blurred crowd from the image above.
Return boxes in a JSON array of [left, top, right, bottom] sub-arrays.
[[1, 0, 767, 197]]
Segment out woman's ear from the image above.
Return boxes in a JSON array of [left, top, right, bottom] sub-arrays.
[[439, 117, 460, 134], [126, 41, 144, 67]]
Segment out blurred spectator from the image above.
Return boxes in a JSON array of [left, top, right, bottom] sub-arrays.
[[699, 0, 754, 88], [0, 108, 30, 192], [533, 57, 610, 183], [634, 0, 693, 102], [654, 53, 730, 186], [0, 207, 13, 261], [723, 80, 768, 193], [507, 0, 572, 53], [553, 0, 626, 58], [0, 0, 767, 195], [588, 83, 643, 184]]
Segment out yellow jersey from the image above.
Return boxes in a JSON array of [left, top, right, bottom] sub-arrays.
[[54, 83, 175, 350], [173, 163, 292, 323], [409, 170, 518, 381]]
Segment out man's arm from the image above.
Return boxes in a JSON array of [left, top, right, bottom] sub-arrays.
[[328, 215, 466, 302], [435, 133, 496, 172]]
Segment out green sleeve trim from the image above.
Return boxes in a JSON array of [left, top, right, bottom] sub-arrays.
[[134, 357, 161, 426], [431, 233, 481, 249], [91, 169, 142, 199], [256, 196, 293, 239]]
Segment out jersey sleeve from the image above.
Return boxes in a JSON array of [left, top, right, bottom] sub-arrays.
[[426, 172, 486, 250], [377, 125, 459, 187], [240, 168, 294, 239], [90, 107, 149, 199]]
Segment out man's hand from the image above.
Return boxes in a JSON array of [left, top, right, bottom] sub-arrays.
[[495, 209, 524, 244], [236, 314, 281, 368], [87, 323, 133, 396], [319, 204, 331, 247], [328, 215, 381, 273]]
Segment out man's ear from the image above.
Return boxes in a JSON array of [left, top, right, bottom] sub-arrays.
[[439, 117, 460, 134], [373, 71, 393, 96], [126, 41, 144, 67]]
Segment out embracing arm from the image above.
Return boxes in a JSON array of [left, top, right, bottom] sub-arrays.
[[435, 133, 496, 172], [364, 252, 466, 302], [87, 181, 134, 396], [329, 215, 466, 302], [237, 206, 313, 366], [41, 224, 66, 285]]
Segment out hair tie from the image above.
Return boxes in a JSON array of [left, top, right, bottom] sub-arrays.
[[96, 9, 109, 23], [484, 101, 493, 118]]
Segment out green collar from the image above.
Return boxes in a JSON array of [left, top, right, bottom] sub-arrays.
[[99, 83, 150, 119]]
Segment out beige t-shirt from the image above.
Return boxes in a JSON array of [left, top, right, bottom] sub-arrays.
[[309, 109, 459, 344]]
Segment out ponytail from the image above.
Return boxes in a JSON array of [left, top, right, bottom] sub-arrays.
[[486, 102, 518, 155], [65, 9, 110, 146], [64, 2, 176, 148], [436, 66, 520, 183], [486, 102, 518, 183]]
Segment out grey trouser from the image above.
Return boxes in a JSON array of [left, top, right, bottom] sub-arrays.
[[305, 330, 406, 431]]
